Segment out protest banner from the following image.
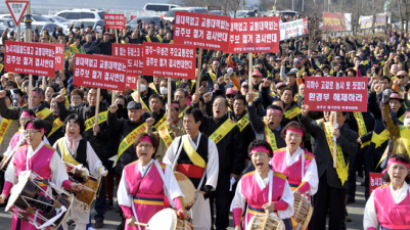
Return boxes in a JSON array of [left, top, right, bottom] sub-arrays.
[[359, 15, 374, 30], [304, 77, 368, 112], [142, 42, 196, 80], [369, 172, 386, 195], [173, 11, 230, 51], [112, 43, 143, 89], [280, 18, 308, 41], [227, 16, 280, 53], [73, 53, 127, 91], [375, 13, 389, 27], [4, 41, 56, 77], [104, 13, 126, 29], [322, 12, 351, 32], [53, 43, 65, 71]]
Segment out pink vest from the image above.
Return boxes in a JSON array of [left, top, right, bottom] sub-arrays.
[[241, 171, 286, 226], [374, 184, 410, 229], [10, 144, 55, 230], [123, 160, 169, 230], [270, 149, 313, 188], [9, 132, 22, 150], [13, 144, 54, 180]]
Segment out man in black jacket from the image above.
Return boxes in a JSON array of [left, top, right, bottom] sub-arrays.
[[300, 105, 358, 230], [195, 96, 245, 230]]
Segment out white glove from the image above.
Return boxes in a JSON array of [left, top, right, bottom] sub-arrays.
[[99, 168, 108, 177]]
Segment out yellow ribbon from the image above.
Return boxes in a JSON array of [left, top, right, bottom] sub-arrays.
[[284, 106, 301, 120], [209, 118, 236, 144], [57, 138, 80, 166], [116, 122, 147, 164], [182, 135, 206, 168], [47, 118, 64, 138], [323, 122, 349, 186], [154, 116, 173, 148], [131, 91, 150, 113], [0, 118, 13, 146], [237, 114, 250, 132], [36, 107, 52, 120], [84, 111, 108, 132]]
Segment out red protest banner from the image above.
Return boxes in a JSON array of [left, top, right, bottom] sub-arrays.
[[369, 172, 386, 195], [142, 42, 196, 79], [322, 12, 347, 32], [304, 77, 368, 112], [53, 43, 65, 71], [227, 16, 280, 53], [104, 14, 126, 29], [173, 11, 230, 51], [4, 41, 56, 76], [112, 43, 143, 89], [73, 53, 127, 91]]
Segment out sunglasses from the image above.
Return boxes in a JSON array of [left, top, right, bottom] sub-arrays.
[[226, 94, 235, 98], [397, 75, 406, 79]]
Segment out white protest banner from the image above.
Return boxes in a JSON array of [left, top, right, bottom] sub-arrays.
[[280, 18, 308, 41]]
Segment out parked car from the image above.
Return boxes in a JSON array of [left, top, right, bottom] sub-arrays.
[[143, 3, 179, 15], [126, 16, 162, 29], [43, 15, 70, 34], [73, 20, 104, 33], [163, 7, 208, 22], [55, 8, 106, 24]]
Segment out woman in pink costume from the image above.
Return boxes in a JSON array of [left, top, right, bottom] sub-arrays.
[[364, 154, 410, 229], [117, 133, 187, 230], [231, 139, 294, 230]]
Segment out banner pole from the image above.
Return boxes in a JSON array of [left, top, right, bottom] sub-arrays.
[[248, 52, 253, 93], [112, 29, 119, 105], [136, 76, 141, 103], [196, 48, 203, 92], [167, 77, 172, 118], [94, 88, 101, 126]]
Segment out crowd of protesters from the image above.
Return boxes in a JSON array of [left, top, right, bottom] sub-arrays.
[[0, 15, 409, 230]]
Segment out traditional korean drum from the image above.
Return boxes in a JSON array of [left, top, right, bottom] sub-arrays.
[[65, 163, 101, 212], [5, 171, 74, 230], [246, 212, 286, 230], [174, 171, 196, 209], [146, 208, 193, 230], [292, 195, 313, 230]]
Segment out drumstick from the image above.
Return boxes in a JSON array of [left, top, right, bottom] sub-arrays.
[[129, 221, 148, 227]]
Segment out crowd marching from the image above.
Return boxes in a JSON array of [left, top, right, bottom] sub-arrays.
[[0, 11, 408, 230]]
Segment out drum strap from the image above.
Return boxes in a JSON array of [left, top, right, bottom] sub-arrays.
[[131, 161, 154, 230], [268, 170, 273, 204]]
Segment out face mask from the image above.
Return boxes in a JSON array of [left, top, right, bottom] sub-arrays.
[[404, 117, 410, 128], [139, 84, 147, 92], [160, 87, 168, 95]]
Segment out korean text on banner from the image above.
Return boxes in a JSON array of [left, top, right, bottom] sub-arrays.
[[304, 77, 368, 112], [227, 16, 280, 53], [173, 11, 230, 51], [359, 15, 374, 30], [112, 43, 144, 89], [280, 18, 308, 41], [369, 172, 386, 195], [4, 41, 56, 77], [104, 14, 126, 29], [322, 12, 351, 32], [73, 53, 127, 91], [142, 42, 196, 79], [53, 44, 65, 71]]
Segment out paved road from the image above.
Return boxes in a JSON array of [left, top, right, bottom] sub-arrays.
[[0, 181, 366, 230]]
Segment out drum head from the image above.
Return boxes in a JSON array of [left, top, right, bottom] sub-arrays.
[[5, 171, 31, 212], [174, 172, 196, 209], [147, 208, 178, 230], [50, 194, 74, 230]]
